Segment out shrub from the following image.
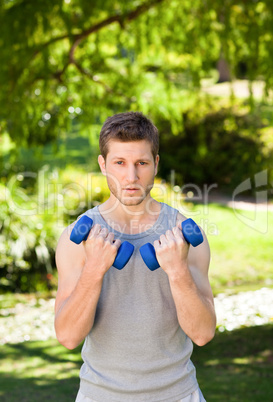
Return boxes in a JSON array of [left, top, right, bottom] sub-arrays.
[[0, 169, 110, 293], [158, 101, 273, 194], [0, 183, 57, 292]]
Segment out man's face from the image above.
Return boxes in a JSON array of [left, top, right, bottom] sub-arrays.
[[98, 139, 159, 207]]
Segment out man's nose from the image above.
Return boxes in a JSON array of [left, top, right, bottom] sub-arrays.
[[126, 165, 138, 182]]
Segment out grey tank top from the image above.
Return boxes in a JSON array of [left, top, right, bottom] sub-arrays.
[[79, 202, 198, 402]]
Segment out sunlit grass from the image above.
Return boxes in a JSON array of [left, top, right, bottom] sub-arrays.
[[193, 324, 273, 401], [0, 325, 272, 401], [0, 340, 82, 402], [193, 204, 273, 293]]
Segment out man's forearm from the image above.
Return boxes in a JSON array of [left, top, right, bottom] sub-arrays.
[[168, 267, 216, 346], [54, 266, 104, 350]]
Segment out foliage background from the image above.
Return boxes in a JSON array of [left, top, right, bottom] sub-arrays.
[[1, 3, 273, 401], [0, 0, 273, 292]]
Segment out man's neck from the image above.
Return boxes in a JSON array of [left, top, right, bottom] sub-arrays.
[[98, 195, 161, 234]]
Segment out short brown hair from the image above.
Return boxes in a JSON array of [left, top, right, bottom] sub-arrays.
[[99, 111, 159, 160]]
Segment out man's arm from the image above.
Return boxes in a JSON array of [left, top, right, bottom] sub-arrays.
[[54, 223, 120, 350], [153, 213, 216, 346]]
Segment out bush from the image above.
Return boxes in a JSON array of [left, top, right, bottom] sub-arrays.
[[158, 100, 273, 194], [0, 182, 58, 293], [0, 168, 110, 293]]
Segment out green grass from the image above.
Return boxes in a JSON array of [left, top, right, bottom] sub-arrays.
[[183, 203, 273, 294], [0, 340, 82, 402], [0, 325, 273, 401], [193, 324, 273, 402]]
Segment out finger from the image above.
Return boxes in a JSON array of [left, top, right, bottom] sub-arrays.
[[154, 239, 160, 250], [113, 238, 122, 249], [165, 229, 175, 241], [99, 227, 109, 238], [159, 234, 167, 245], [172, 226, 183, 240], [176, 220, 183, 229], [105, 232, 115, 243], [88, 223, 101, 238]]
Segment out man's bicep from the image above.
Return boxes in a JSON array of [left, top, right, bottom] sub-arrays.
[[188, 230, 214, 301], [188, 227, 210, 272], [55, 227, 85, 313]]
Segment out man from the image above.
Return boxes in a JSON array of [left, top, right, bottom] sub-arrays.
[[55, 111, 216, 402]]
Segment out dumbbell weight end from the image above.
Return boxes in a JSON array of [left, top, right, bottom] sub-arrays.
[[139, 218, 203, 271], [70, 215, 134, 270], [181, 218, 203, 247], [70, 215, 94, 244], [139, 243, 160, 271], [112, 241, 134, 270]]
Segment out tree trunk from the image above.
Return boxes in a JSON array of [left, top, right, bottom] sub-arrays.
[[217, 55, 231, 83]]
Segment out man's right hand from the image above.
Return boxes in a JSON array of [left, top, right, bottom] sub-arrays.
[[83, 224, 121, 275]]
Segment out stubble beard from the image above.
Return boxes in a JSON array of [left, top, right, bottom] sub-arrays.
[[107, 178, 154, 207]]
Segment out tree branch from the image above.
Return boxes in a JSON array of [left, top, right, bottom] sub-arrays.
[[35, 0, 165, 59], [28, 0, 165, 95], [72, 60, 113, 93], [73, 0, 165, 44], [72, 59, 132, 102]]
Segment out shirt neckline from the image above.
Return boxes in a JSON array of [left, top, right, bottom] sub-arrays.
[[93, 202, 167, 240]]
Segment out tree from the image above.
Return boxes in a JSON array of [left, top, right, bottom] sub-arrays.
[[1, 0, 273, 146]]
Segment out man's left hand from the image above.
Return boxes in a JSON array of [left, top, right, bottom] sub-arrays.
[[153, 226, 189, 276]]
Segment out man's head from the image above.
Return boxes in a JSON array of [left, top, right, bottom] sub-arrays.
[[99, 111, 159, 162], [98, 112, 160, 208]]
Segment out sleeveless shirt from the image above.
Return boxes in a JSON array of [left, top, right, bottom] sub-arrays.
[[78, 202, 198, 401]]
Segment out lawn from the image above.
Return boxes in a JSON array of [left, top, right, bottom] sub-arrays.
[[0, 340, 82, 401], [193, 324, 273, 401], [0, 324, 273, 401], [182, 203, 273, 294]]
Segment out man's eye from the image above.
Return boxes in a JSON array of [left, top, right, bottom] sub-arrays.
[[139, 162, 147, 165], [116, 161, 123, 165]]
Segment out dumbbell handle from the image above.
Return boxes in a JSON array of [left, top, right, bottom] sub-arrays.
[[139, 218, 203, 271], [70, 215, 134, 270]]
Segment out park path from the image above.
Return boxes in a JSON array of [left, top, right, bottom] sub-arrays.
[[0, 288, 273, 344], [203, 79, 272, 100], [183, 188, 273, 212], [205, 193, 273, 212]]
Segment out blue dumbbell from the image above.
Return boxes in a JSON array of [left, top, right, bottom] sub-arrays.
[[70, 215, 134, 270], [139, 218, 203, 271]]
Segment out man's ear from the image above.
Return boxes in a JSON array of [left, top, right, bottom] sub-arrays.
[[155, 155, 160, 176], [98, 155, 106, 176]]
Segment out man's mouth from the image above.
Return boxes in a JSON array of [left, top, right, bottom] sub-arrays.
[[123, 187, 140, 193]]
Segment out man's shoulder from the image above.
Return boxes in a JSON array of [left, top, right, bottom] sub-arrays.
[[66, 205, 100, 230], [175, 210, 188, 225], [56, 206, 98, 247], [160, 202, 181, 222], [79, 205, 99, 220], [161, 202, 178, 214]]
